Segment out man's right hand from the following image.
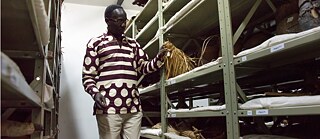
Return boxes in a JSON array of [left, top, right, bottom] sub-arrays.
[[94, 93, 107, 109]]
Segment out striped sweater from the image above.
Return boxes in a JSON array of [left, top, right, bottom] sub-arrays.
[[82, 32, 164, 115]]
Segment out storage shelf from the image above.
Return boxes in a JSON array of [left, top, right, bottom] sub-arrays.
[[139, 62, 223, 95], [140, 83, 159, 95], [1, 0, 61, 138], [134, 0, 158, 33], [143, 37, 159, 58], [141, 134, 161, 139], [165, 63, 223, 92], [124, 23, 133, 38], [164, 0, 254, 41], [127, 0, 320, 139], [46, 59, 54, 85], [235, 31, 320, 70], [144, 112, 161, 117], [136, 15, 159, 46], [125, 0, 158, 39], [167, 110, 226, 118], [163, 0, 190, 14], [1, 51, 41, 107], [234, 32, 320, 84], [1, 77, 41, 107], [238, 105, 320, 117]]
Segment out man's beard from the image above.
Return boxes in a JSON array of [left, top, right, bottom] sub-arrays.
[[109, 27, 125, 38]]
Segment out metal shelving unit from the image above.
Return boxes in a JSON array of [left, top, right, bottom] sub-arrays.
[[126, 0, 320, 138], [1, 0, 62, 138]]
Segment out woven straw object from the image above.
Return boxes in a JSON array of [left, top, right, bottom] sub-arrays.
[[163, 41, 196, 79]]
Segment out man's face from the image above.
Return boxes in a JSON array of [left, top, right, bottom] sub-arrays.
[[107, 8, 127, 37]]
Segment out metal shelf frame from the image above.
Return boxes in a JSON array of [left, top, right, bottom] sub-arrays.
[[1, 0, 62, 138], [124, 0, 320, 138]]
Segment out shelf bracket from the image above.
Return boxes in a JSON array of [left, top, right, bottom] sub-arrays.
[[265, 0, 276, 13], [233, 0, 262, 45], [1, 108, 16, 120], [166, 95, 175, 109], [191, 39, 202, 49], [181, 39, 192, 50], [144, 115, 154, 126], [236, 82, 248, 103], [1, 50, 41, 59]]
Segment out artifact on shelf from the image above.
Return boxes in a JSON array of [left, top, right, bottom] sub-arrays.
[[276, 0, 320, 34], [298, 0, 320, 31], [1, 120, 43, 137], [196, 35, 220, 66], [152, 122, 204, 139], [180, 126, 205, 139], [152, 122, 180, 135], [233, 29, 274, 55], [175, 95, 189, 109], [163, 41, 196, 79], [275, 0, 300, 34]]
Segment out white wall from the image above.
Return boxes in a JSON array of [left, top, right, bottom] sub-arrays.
[[59, 3, 140, 139]]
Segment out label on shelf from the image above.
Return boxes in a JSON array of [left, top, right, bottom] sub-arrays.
[[270, 43, 285, 53], [247, 110, 253, 115], [256, 109, 269, 115], [241, 56, 247, 62], [169, 114, 176, 117], [167, 80, 176, 85]]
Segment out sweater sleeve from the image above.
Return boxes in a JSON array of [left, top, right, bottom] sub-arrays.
[[134, 41, 164, 75], [82, 38, 100, 98]]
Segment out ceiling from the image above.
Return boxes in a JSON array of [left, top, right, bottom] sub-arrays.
[[64, 0, 143, 11]]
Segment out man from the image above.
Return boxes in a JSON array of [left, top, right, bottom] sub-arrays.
[[82, 4, 167, 139]]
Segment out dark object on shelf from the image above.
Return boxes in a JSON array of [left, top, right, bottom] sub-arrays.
[[299, 0, 320, 31], [175, 96, 189, 109], [276, 0, 301, 34], [276, 13, 301, 34], [138, 70, 160, 88], [132, 0, 148, 7]]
